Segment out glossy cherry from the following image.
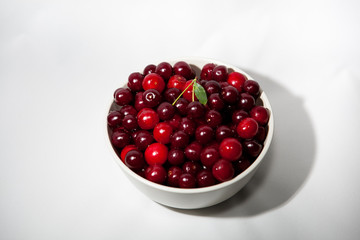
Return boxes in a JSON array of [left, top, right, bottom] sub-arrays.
[[200, 63, 216, 80], [219, 138, 242, 161], [124, 149, 145, 171], [153, 122, 173, 144], [128, 72, 144, 92], [142, 73, 165, 93], [144, 143, 168, 165], [184, 141, 202, 161], [212, 159, 234, 182], [237, 117, 259, 139], [155, 62, 173, 80], [167, 75, 187, 90], [227, 71, 247, 92], [145, 165, 167, 184], [114, 88, 133, 106], [156, 102, 175, 121], [137, 108, 159, 130]]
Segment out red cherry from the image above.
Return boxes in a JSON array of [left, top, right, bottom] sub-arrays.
[[167, 166, 183, 187], [250, 106, 269, 125], [219, 138, 242, 161], [182, 80, 198, 102], [153, 122, 173, 144], [212, 159, 234, 182], [142, 73, 166, 93], [120, 144, 137, 162], [227, 72, 247, 92], [167, 75, 187, 90], [197, 169, 216, 187], [137, 108, 159, 130], [200, 63, 216, 80], [237, 117, 259, 139], [145, 165, 167, 184], [178, 173, 196, 188], [144, 143, 168, 165]]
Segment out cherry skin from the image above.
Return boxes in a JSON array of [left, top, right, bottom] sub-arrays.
[[167, 75, 187, 90], [134, 130, 154, 151], [212, 65, 228, 82], [143, 64, 156, 75], [163, 88, 181, 103], [232, 110, 249, 125], [212, 159, 234, 182], [124, 149, 145, 171], [255, 126, 267, 143], [219, 138, 242, 161], [143, 89, 161, 108], [122, 114, 138, 130], [167, 148, 185, 165], [142, 73, 166, 93], [107, 111, 122, 128], [183, 80, 198, 102], [237, 117, 259, 139], [156, 102, 175, 121], [208, 93, 225, 111], [227, 71, 247, 92], [179, 117, 196, 136], [127, 72, 144, 92], [187, 101, 205, 119], [144, 143, 168, 165], [234, 156, 252, 174], [238, 93, 255, 111], [182, 161, 202, 176], [114, 88, 133, 106], [173, 61, 194, 79], [111, 130, 131, 149], [204, 80, 221, 95], [200, 63, 216, 80], [155, 62, 173, 80], [137, 108, 159, 130], [167, 166, 183, 187], [243, 80, 260, 96], [243, 140, 263, 158], [195, 125, 214, 145], [178, 173, 196, 188], [153, 122, 173, 144], [166, 114, 182, 130], [120, 145, 137, 163], [119, 105, 137, 118], [200, 146, 220, 168], [205, 110, 222, 128], [134, 92, 146, 111], [197, 169, 216, 187], [145, 165, 167, 184], [250, 106, 269, 125], [174, 98, 189, 116], [221, 85, 239, 104], [170, 130, 189, 149], [184, 141, 203, 161]]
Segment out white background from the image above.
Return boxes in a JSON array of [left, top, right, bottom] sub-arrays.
[[1, 0, 360, 239]]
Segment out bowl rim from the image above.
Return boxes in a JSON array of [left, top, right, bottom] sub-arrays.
[[106, 57, 274, 194]]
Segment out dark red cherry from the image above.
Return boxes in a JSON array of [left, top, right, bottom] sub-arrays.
[[134, 92, 146, 111], [243, 80, 260, 97], [170, 130, 189, 149], [168, 148, 185, 166], [237, 117, 259, 139], [204, 80, 221, 95], [128, 72, 144, 92], [143, 64, 156, 75], [243, 140, 263, 158], [143, 89, 161, 108], [197, 169, 216, 187], [111, 130, 131, 149], [200, 63, 216, 80], [173, 61, 194, 80], [205, 110, 222, 128], [227, 72, 247, 92], [212, 65, 228, 82], [232, 110, 249, 124], [238, 93, 255, 111], [155, 62, 173, 80], [179, 117, 196, 136], [174, 98, 189, 116], [195, 125, 214, 144], [182, 161, 202, 176], [212, 159, 234, 182], [114, 88, 133, 106], [219, 138, 242, 161], [107, 111, 122, 127], [134, 130, 154, 151], [167, 166, 183, 187], [122, 115, 138, 130], [145, 165, 167, 184], [221, 85, 239, 104], [164, 88, 181, 103], [156, 102, 175, 121], [187, 101, 205, 119], [250, 106, 269, 125], [119, 105, 137, 118], [200, 146, 220, 168], [178, 173, 196, 188], [184, 141, 203, 161], [124, 149, 145, 171], [208, 93, 224, 111]]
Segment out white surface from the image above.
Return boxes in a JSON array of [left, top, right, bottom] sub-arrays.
[[1, 0, 359, 239]]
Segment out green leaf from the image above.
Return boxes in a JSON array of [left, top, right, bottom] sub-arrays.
[[194, 82, 208, 105]]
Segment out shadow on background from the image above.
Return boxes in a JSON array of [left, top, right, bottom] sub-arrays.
[[170, 69, 317, 217]]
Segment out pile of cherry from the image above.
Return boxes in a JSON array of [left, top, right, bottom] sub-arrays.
[[107, 61, 270, 188]]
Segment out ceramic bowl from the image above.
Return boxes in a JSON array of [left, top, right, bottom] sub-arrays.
[[106, 58, 274, 209]]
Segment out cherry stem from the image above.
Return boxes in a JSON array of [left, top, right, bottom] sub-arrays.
[[172, 77, 197, 105]]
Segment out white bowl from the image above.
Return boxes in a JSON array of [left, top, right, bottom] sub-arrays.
[[106, 58, 274, 209]]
